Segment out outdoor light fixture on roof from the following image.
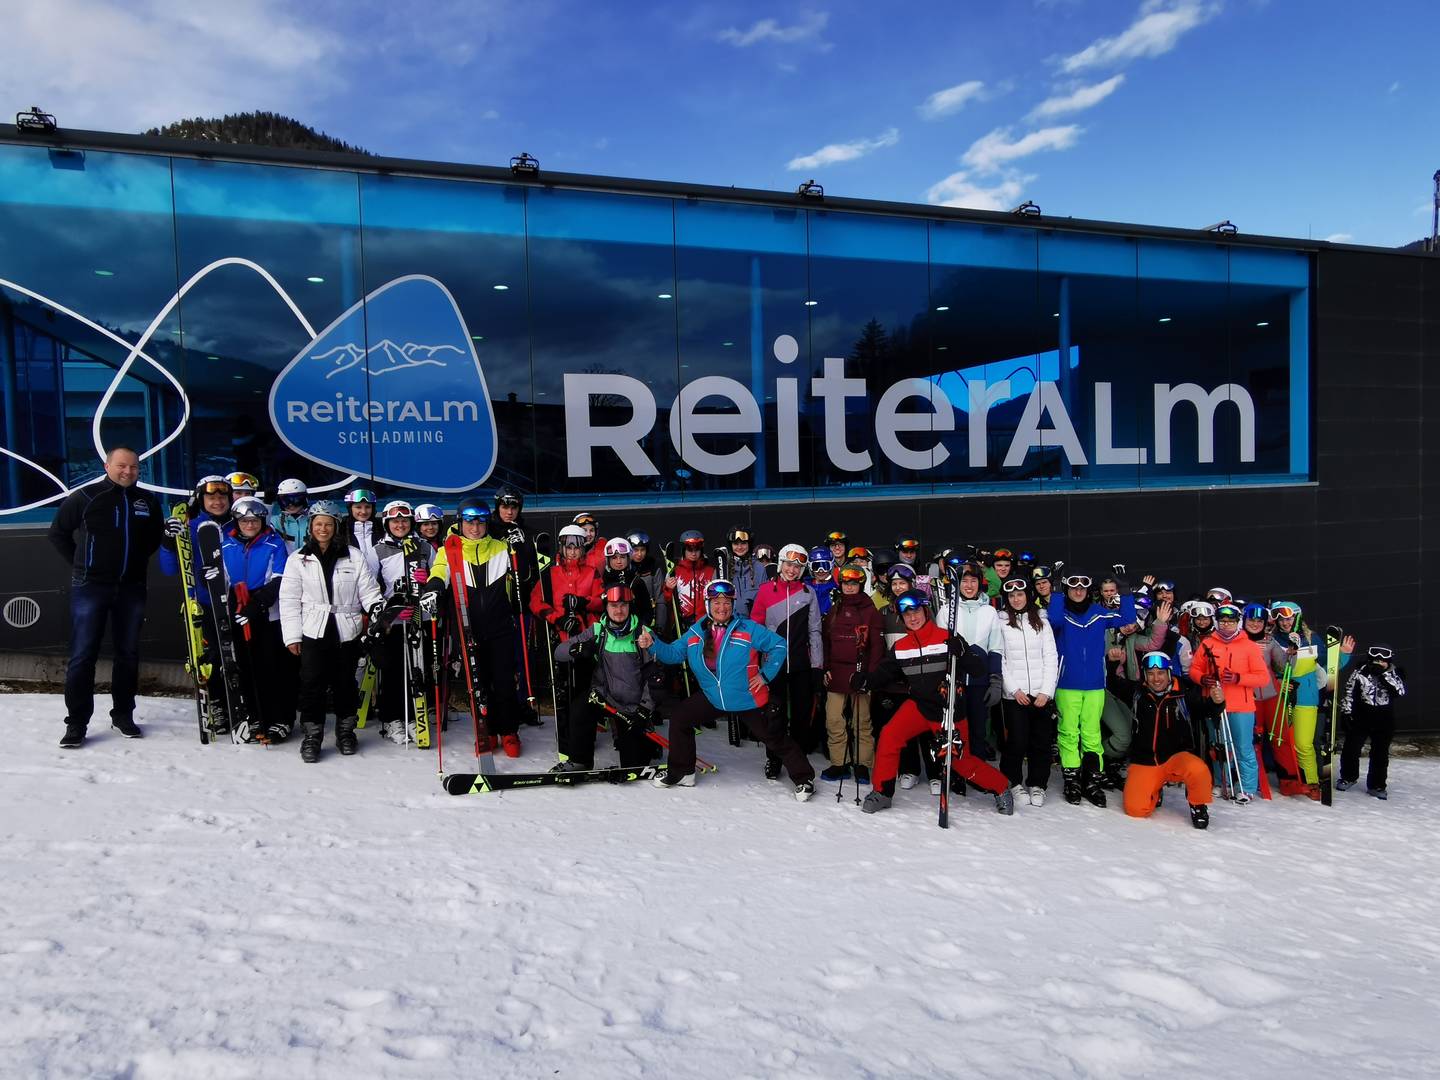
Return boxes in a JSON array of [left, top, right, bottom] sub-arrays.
[[15, 106, 57, 133], [796, 179, 824, 199], [510, 152, 540, 176], [1011, 200, 1041, 217], [1204, 220, 1239, 234]]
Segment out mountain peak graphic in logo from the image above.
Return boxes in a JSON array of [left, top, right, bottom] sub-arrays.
[[269, 275, 497, 492]]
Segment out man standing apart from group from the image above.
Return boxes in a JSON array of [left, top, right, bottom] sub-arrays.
[[48, 447, 164, 747]]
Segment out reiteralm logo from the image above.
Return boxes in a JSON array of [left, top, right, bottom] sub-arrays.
[[268, 276, 497, 491]]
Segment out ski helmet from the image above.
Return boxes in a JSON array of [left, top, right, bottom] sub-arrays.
[[754, 543, 774, 563], [603, 537, 633, 558], [778, 543, 808, 566], [1215, 603, 1242, 622], [887, 562, 916, 581], [276, 477, 308, 498], [705, 579, 737, 603], [1207, 586, 1233, 604], [414, 503, 444, 523], [345, 487, 377, 505], [381, 500, 414, 521], [231, 496, 269, 520], [1142, 651, 1174, 671], [308, 499, 346, 522], [895, 592, 930, 614], [825, 530, 847, 546], [226, 471, 260, 496], [558, 525, 587, 546], [626, 530, 651, 548], [1242, 602, 1269, 623], [679, 529, 704, 548], [195, 474, 231, 498], [494, 484, 524, 511], [455, 497, 489, 524], [572, 512, 597, 528], [602, 584, 634, 604], [894, 533, 920, 553], [992, 547, 1014, 563]]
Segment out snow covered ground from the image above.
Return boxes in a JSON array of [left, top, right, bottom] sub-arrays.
[[3, 693, 1436, 1079]]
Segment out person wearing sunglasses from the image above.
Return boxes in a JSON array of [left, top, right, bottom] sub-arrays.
[[723, 525, 768, 618], [1048, 569, 1138, 807], [995, 577, 1058, 805], [1187, 603, 1269, 802], [280, 499, 386, 763], [642, 579, 815, 799], [1339, 644, 1405, 799], [1123, 653, 1213, 829], [1267, 602, 1354, 799], [854, 592, 1014, 815], [419, 497, 527, 758], [818, 562, 885, 782], [270, 478, 311, 550], [751, 545, 826, 768], [935, 562, 1004, 767]]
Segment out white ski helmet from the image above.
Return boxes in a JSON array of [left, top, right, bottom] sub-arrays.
[[413, 503, 444, 523], [558, 525, 588, 546], [603, 537, 632, 557], [777, 543, 808, 565], [381, 499, 414, 520], [276, 478, 308, 498]]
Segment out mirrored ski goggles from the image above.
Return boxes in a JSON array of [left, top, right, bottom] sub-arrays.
[[382, 502, 414, 520], [603, 585, 633, 604], [682, 538, 705, 549], [1215, 605, 1242, 622], [459, 507, 489, 522], [809, 560, 833, 574], [705, 581, 736, 600], [826, 532, 846, 544], [345, 488, 376, 504], [1367, 646, 1394, 661], [1142, 652, 1174, 670], [847, 547, 871, 561], [729, 530, 751, 543], [1155, 580, 1176, 592], [1002, 578, 1030, 593], [1032, 565, 1053, 580], [779, 551, 807, 566], [227, 472, 259, 490], [993, 548, 1013, 561], [1242, 603, 1269, 622], [896, 593, 929, 613], [573, 514, 596, 526], [559, 536, 585, 548], [896, 538, 920, 552], [837, 566, 866, 583], [1270, 603, 1300, 619], [198, 480, 232, 496], [1061, 575, 1092, 589]]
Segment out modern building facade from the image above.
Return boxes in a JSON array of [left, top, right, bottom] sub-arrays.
[[1, 125, 1436, 729]]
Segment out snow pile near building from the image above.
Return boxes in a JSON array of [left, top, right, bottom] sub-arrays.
[[2, 693, 1433, 1078]]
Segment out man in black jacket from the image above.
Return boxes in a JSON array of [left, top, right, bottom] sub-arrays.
[[47, 447, 165, 747], [1123, 652, 1213, 829]]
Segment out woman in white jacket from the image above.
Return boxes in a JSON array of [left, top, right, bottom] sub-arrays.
[[995, 577, 1058, 805], [280, 500, 385, 763]]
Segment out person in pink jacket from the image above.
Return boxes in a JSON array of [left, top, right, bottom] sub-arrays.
[[1187, 603, 1268, 801]]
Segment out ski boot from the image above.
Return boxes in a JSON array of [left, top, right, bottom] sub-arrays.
[[1028, 785, 1046, 808], [1335, 778, 1356, 791], [1080, 753, 1107, 808], [299, 722, 324, 763], [861, 790, 892, 814], [1101, 760, 1126, 790], [653, 769, 696, 789], [994, 788, 1015, 815], [794, 779, 815, 803], [1062, 768, 1083, 805], [764, 755, 783, 781], [336, 715, 359, 756], [1189, 803, 1210, 830]]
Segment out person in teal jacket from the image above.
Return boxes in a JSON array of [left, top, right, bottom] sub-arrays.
[[642, 579, 815, 799], [1269, 602, 1353, 797]]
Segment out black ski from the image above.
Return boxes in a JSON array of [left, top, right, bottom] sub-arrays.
[[443, 763, 666, 794], [196, 519, 255, 742], [444, 533, 491, 756], [1320, 624, 1344, 807], [170, 504, 217, 743]]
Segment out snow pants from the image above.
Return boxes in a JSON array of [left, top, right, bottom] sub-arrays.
[[1220, 710, 1259, 796], [298, 625, 361, 732], [1000, 698, 1053, 790], [1054, 688, 1105, 770], [566, 698, 654, 770], [1291, 704, 1319, 785], [872, 701, 1008, 797], [1257, 696, 1303, 794], [1341, 704, 1394, 792], [825, 690, 874, 767], [663, 692, 814, 783], [1123, 752, 1212, 817]]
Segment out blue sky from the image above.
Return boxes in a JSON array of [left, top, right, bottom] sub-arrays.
[[4, 0, 1436, 247]]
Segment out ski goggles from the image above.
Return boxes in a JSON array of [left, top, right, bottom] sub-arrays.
[[809, 560, 833, 575], [896, 593, 929, 613], [559, 535, 585, 548], [1061, 575, 1092, 589], [1367, 645, 1393, 661], [754, 544, 774, 561], [826, 532, 847, 544], [226, 471, 259, 491], [345, 488, 377, 504], [278, 494, 308, 509], [682, 538, 706, 550], [1187, 601, 1216, 619], [626, 531, 650, 547], [1142, 652, 1174, 671], [458, 506, 490, 522], [993, 548, 1013, 561], [1242, 603, 1269, 622], [728, 530, 751, 543], [1270, 603, 1301, 619], [705, 580, 736, 600], [603, 585, 633, 604], [837, 566, 866, 583], [846, 547, 871, 561], [1155, 580, 1175, 592], [887, 563, 915, 581], [1215, 604, 1242, 622], [1031, 565, 1053, 580], [896, 538, 920, 552], [780, 550, 808, 566], [197, 479, 232, 496], [572, 513, 597, 526], [1002, 577, 1030, 593], [382, 502, 414, 521]]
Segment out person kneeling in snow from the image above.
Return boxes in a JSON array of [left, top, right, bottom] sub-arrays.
[[855, 592, 1014, 816], [641, 579, 815, 800], [1124, 651, 1212, 829]]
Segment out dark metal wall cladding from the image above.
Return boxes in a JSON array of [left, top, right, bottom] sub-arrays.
[[4, 248, 1437, 730]]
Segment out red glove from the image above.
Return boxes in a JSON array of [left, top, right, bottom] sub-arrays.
[[394, 608, 413, 623]]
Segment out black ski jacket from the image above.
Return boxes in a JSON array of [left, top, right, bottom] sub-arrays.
[[48, 479, 164, 586]]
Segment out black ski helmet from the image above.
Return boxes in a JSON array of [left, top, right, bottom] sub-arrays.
[[494, 484, 524, 512]]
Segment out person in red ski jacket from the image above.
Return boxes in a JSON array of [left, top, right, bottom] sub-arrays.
[[571, 511, 607, 572], [820, 563, 885, 781], [529, 526, 603, 643], [854, 592, 1014, 815], [666, 530, 714, 631]]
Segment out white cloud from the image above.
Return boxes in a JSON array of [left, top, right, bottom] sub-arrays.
[[1389, 81, 1401, 94], [1059, 1, 1219, 73], [717, 11, 829, 47], [918, 80, 986, 120], [1323, 233, 1353, 244], [787, 127, 899, 171], [925, 170, 1031, 212], [962, 125, 1080, 174], [1029, 74, 1125, 119], [0, 0, 344, 132]]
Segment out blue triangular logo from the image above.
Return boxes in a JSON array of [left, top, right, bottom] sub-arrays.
[[268, 275, 497, 492]]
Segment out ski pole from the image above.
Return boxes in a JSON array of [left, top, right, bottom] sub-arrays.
[[509, 542, 536, 708], [431, 617, 445, 775], [645, 730, 716, 773]]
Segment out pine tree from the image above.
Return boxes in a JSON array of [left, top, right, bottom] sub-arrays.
[[142, 112, 369, 155]]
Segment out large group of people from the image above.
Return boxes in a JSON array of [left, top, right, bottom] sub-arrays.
[[48, 451, 1409, 827]]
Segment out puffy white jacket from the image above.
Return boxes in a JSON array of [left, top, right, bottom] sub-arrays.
[[996, 614, 1059, 699], [279, 543, 384, 645], [935, 595, 1001, 655]]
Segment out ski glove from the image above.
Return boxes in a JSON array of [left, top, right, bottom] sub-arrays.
[[505, 526, 526, 544], [985, 674, 1003, 708], [568, 638, 597, 662], [559, 615, 583, 636], [849, 671, 869, 692], [164, 518, 185, 538], [411, 566, 430, 586], [563, 594, 585, 615]]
